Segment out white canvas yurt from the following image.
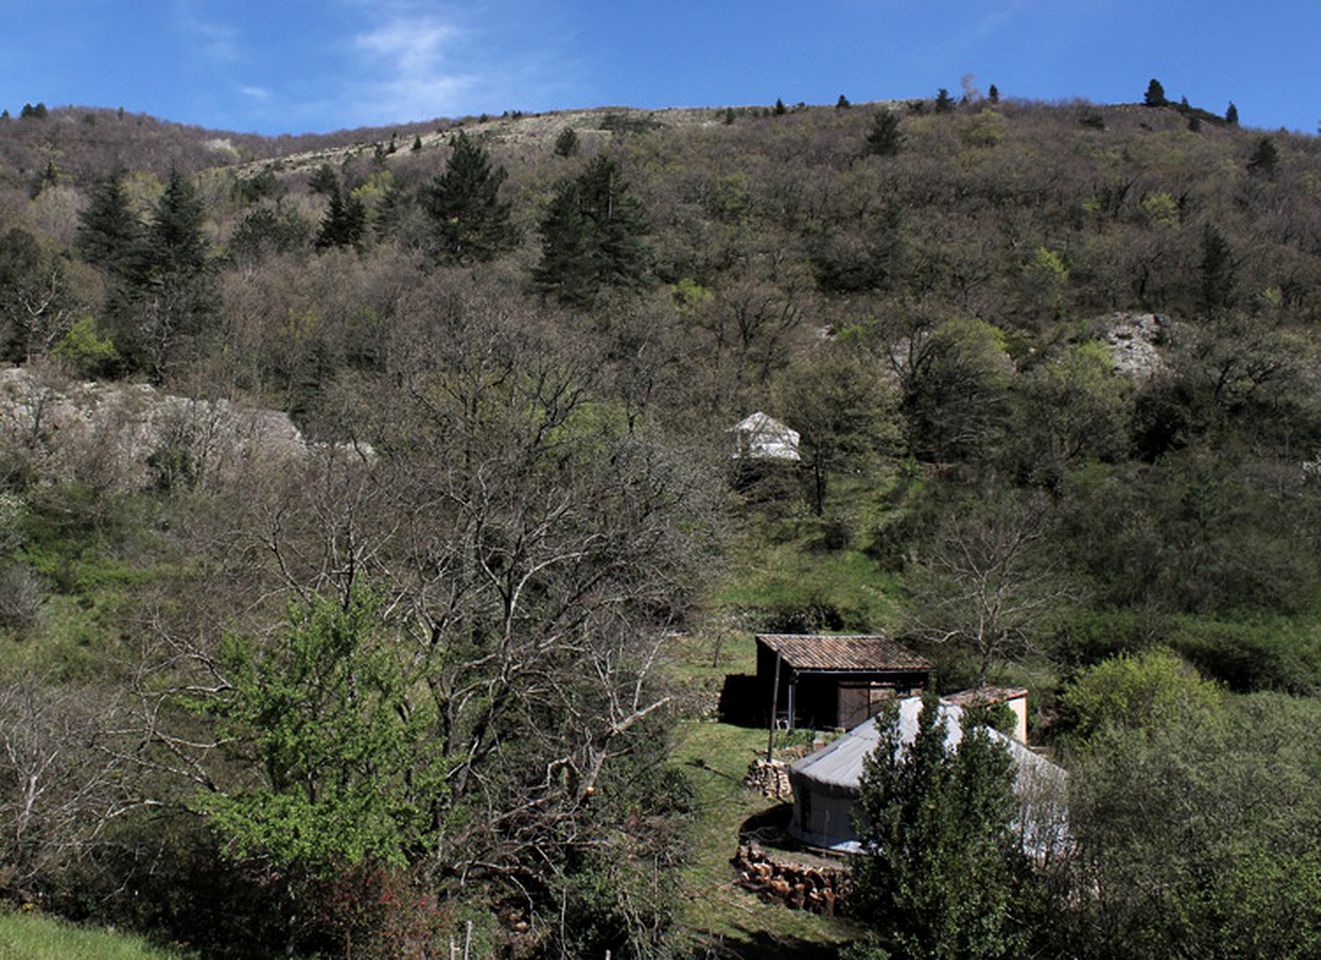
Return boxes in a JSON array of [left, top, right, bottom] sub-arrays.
[[788, 696, 1067, 855], [727, 412, 801, 461]]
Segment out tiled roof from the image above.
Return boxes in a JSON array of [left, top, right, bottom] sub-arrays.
[[944, 686, 1029, 708], [757, 634, 931, 672]]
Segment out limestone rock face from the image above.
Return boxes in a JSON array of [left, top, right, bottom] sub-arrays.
[[0, 366, 311, 491], [1100, 311, 1168, 378]]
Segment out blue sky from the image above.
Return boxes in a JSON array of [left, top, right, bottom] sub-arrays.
[[0, 0, 1316, 135]]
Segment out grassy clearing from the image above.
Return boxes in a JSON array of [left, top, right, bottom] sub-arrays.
[[0, 910, 193, 960], [714, 542, 904, 635], [671, 720, 859, 958]]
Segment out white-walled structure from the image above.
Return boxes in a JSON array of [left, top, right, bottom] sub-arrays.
[[727, 412, 801, 462]]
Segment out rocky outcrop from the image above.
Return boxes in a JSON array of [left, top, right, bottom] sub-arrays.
[[1099, 311, 1168, 378], [0, 367, 353, 492]]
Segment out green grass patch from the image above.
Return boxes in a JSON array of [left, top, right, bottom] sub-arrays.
[[0, 909, 194, 960], [714, 544, 904, 634], [671, 721, 860, 958]]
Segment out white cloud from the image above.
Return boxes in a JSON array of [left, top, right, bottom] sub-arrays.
[[240, 85, 272, 102], [174, 0, 240, 63], [349, 15, 478, 121]]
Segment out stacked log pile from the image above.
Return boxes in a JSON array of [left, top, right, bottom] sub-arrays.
[[732, 841, 850, 916], [742, 758, 792, 798]]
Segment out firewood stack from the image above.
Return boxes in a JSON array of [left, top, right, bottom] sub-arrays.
[[732, 841, 850, 916]]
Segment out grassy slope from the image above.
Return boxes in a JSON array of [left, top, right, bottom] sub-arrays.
[[671, 721, 860, 958], [0, 910, 192, 960]]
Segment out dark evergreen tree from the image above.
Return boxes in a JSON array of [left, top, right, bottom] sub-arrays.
[[836, 94, 851, 110], [121, 169, 217, 380], [723, 107, 736, 125], [865, 108, 904, 156], [774, 98, 787, 116], [411, 135, 423, 152], [229, 206, 311, 264], [1144, 78, 1167, 107], [554, 127, 580, 157], [533, 155, 649, 307], [420, 131, 516, 265], [1247, 136, 1279, 178], [987, 83, 999, 104], [28, 161, 57, 199], [76, 173, 140, 275], [1225, 101, 1239, 125], [935, 87, 954, 113], [315, 186, 366, 250], [1188, 113, 1202, 132], [850, 691, 1025, 960], [1198, 224, 1236, 316], [308, 163, 339, 197]]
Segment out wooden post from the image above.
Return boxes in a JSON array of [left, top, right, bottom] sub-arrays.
[[767, 651, 781, 763], [463, 920, 472, 960]]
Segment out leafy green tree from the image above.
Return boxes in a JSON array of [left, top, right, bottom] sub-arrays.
[[1143, 78, 1166, 107], [772, 346, 900, 514], [554, 126, 580, 157], [902, 316, 1013, 462], [850, 690, 1026, 960], [1011, 341, 1131, 483], [935, 87, 954, 113], [198, 588, 449, 872], [534, 154, 650, 306], [865, 107, 904, 156], [420, 131, 516, 264], [1058, 648, 1222, 742], [1054, 696, 1321, 959]]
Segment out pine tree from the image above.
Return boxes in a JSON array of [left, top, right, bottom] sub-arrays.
[[1247, 136, 1280, 178], [851, 691, 1025, 960], [865, 108, 904, 156], [1144, 78, 1166, 107], [308, 163, 339, 197], [987, 84, 999, 104], [553, 127, 580, 158], [420, 131, 516, 264], [774, 98, 787, 116], [533, 155, 649, 306], [122, 169, 217, 380], [411, 135, 423, 152], [315, 185, 366, 250], [836, 94, 851, 110], [77, 173, 140, 275], [1198, 224, 1236, 316], [935, 88, 954, 113], [1225, 101, 1239, 125]]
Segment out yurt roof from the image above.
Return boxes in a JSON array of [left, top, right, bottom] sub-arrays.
[[789, 697, 1065, 795]]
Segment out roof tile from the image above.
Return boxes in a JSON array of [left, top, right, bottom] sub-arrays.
[[757, 634, 931, 672]]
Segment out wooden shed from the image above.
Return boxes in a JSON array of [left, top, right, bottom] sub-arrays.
[[756, 634, 932, 730]]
